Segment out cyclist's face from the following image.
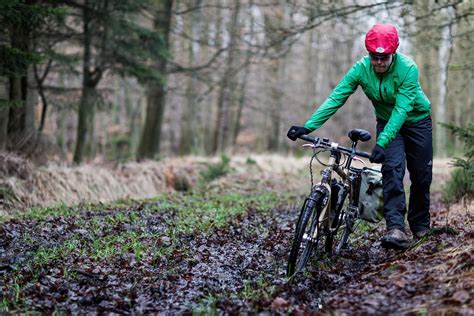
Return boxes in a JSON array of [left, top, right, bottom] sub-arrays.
[[370, 53, 393, 73]]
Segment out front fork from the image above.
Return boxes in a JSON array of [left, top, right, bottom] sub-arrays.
[[306, 151, 340, 240]]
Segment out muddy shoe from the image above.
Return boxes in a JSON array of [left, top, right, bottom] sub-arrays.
[[381, 229, 410, 250], [413, 228, 430, 240]]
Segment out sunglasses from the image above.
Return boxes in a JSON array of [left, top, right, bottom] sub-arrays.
[[369, 54, 392, 62]]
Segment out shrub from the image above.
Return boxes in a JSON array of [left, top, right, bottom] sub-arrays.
[[199, 155, 231, 184], [441, 123, 474, 203]]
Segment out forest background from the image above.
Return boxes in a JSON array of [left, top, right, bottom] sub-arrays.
[[0, 0, 472, 164], [0, 1, 473, 313]]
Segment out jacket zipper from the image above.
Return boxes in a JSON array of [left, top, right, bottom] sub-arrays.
[[379, 75, 385, 103]]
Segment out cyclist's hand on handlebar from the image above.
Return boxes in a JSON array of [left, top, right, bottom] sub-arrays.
[[369, 144, 385, 163], [287, 126, 311, 141]]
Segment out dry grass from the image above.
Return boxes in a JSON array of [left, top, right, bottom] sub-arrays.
[[0, 154, 462, 214], [0, 154, 309, 213], [0, 152, 34, 180], [1, 157, 206, 212]]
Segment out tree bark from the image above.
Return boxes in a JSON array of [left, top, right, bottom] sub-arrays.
[[232, 57, 251, 147], [73, 1, 101, 164], [212, 1, 240, 154], [267, 57, 284, 151], [264, 4, 287, 152], [8, 23, 36, 151], [436, 6, 455, 157], [0, 76, 9, 151], [136, 0, 173, 160], [179, 0, 202, 155]]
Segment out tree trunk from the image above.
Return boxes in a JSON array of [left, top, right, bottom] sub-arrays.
[[136, 0, 173, 160], [264, 4, 287, 152], [0, 76, 9, 151], [232, 58, 251, 147], [25, 68, 37, 145], [179, 0, 202, 155], [73, 2, 100, 164], [212, 1, 240, 154], [8, 76, 23, 147], [267, 57, 284, 151], [436, 6, 455, 157], [232, 1, 255, 148], [8, 23, 36, 151], [202, 0, 222, 155], [73, 84, 97, 164]]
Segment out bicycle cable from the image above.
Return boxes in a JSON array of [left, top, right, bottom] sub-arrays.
[[313, 149, 347, 167], [309, 147, 320, 188], [310, 148, 348, 188]]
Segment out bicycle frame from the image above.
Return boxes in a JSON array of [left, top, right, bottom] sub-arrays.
[[303, 143, 366, 240]]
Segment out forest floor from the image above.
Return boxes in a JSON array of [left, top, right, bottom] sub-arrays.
[[0, 156, 472, 314]]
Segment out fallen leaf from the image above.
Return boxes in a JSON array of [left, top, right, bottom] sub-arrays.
[[452, 289, 470, 303]]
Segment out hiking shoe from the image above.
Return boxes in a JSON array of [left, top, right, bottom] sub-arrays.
[[413, 228, 430, 240], [381, 229, 410, 250]]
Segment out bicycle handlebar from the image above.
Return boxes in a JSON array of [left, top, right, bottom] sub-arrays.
[[298, 134, 372, 159]]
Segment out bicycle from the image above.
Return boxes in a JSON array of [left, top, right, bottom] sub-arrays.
[[287, 128, 381, 277]]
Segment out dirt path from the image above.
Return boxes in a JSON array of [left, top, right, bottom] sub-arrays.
[[0, 188, 472, 314]]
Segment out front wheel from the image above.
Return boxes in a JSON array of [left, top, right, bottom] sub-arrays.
[[287, 190, 325, 277]]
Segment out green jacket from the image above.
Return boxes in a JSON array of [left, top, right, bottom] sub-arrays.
[[304, 52, 431, 148]]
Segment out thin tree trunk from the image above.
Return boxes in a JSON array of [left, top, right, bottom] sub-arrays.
[[179, 0, 202, 155], [74, 84, 96, 164], [267, 58, 284, 151], [35, 59, 52, 132], [24, 68, 37, 148], [436, 6, 455, 157], [264, 4, 287, 152], [8, 76, 23, 148], [0, 26, 9, 150], [0, 76, 9, 151], [232, 59, 251, 147], [203, 0, 222, 155], [8, 23, 30, 150], [74, 2, 98, 164], [232, 1, 255, 148], [212, 1, 240, 154], [136, 0, 173, 160]]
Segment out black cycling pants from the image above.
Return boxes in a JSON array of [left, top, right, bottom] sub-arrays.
[[376, 116, 433, 234]]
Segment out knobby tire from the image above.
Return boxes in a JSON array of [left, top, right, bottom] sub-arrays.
[[287, 190, 324, 277], [334, 217, 359, 255]]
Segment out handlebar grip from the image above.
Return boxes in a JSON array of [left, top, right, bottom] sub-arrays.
[[298, 134, 318, 143], [355, 150, 372, 159]]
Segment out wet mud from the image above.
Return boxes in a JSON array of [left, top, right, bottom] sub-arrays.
[[0, 195, 472, 314]]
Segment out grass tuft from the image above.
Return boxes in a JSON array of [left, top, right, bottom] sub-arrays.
[[199, 156, 231, 186]]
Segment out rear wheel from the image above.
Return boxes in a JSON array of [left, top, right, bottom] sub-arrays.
[[324, 184, 348, 254], [287, 190, 325, 277], [334, 210, 359, 255], [324, 212, 344, 254]]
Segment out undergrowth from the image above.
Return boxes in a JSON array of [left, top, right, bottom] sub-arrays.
[[198, 155, 231, 186], [441, 123, 473, 204], [0, 190, 295, 312]]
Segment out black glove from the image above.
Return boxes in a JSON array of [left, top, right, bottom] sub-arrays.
[[287, 126, 311, 141], [370, 144, 385, 163]]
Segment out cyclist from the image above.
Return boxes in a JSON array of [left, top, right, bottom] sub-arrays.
[[287, 24, 432, 250]]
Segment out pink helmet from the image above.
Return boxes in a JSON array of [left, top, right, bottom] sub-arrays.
[[365, 24, 399, 54]]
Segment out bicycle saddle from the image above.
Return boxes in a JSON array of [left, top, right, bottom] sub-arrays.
[[348, 129, 371, 142]]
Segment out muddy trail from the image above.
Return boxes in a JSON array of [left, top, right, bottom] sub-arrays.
[[0, 189, 472, 314]]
